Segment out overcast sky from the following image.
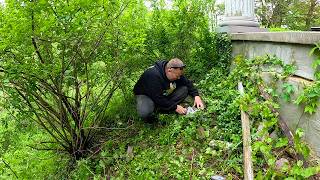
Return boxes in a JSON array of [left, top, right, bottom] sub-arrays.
[[0, 0, 225, 7], [0, 0, 225, 5], [145, 0, 224, 9], [216, 0, 224, 4]]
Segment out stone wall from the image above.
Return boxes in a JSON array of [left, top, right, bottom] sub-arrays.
[[231, 32, 320, 157]]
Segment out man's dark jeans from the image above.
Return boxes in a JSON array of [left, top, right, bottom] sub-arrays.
[[136, 86, 188, 122]]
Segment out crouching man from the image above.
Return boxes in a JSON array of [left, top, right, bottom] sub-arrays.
[[133, 58, 204, 122]]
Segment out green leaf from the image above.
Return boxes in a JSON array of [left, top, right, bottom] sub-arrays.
[[294, 95, 306, 105], [284, 177, 295, 180], [300, 167, 319, 178], [304, 105, 316, 114], [297, 160, 303, 167], [309, 43, 320, 56], [309, 46, 318, 56], [295, 128, 304, 138], [311, 58, 320, 69], [275, 138, 288, 148]]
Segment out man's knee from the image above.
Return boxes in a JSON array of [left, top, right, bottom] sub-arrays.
[[137, 108, 154, 118], [169, 86, 188, 103], [178, 86, 188, 96], [136, 95, 155, 118], [178, 86, 188, 101]]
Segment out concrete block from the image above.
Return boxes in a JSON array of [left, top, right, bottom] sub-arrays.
[[232, 41, 318, 80], [232, 32, 320, 157], [217, 26, 268, 33], [261, 72, 320, 157], [231, 32, 320, 45]]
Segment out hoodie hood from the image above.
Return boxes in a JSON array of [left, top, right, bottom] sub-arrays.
[[154, 60, 169, 81]]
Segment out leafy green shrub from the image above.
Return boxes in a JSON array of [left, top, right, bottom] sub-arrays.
[[268, 27, 289, 32], [143, 0, 231, 80], [0, 0, 148, 159]]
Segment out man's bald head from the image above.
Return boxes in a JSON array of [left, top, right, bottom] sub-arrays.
[[165, 58, 185, 81], [166, 58, 186, 69]]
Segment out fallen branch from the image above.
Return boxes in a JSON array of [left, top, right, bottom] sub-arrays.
[[189, 148, 195, 180], [81, 125, 133, 130], [257, 83, 308, 167], [26, 145, 65, 152], [257, 84, 294, 145]]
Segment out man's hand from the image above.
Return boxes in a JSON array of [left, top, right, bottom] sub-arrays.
[[194, 96, 204, 109], [175, 105, 187, 115]]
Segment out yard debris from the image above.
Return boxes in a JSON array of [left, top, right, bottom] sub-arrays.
[[127, 146, 134, 159], [209, 140, 232, 150], [186, 106, 199, 115], [211, 175, 225, 180], [275, 158, 290, 171], [197, 126, 206, 139]]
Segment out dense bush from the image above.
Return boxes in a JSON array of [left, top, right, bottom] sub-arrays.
[[144, 0, 231, 80], [0, 0, 148, 159], [0, 0, 228, 177], [1, 0, 318, 179]]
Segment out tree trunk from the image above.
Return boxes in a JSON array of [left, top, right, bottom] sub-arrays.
[[270, 0, 292, 27], [305, 0, 318, 30]]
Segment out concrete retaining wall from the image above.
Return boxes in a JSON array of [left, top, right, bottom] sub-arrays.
[[231, 32, 320, 156]]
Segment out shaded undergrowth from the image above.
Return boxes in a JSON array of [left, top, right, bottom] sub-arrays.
[[2, 55, 320, 179], [69, 55, 320, 179]]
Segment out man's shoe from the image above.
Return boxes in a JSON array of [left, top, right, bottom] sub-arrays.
[[143, 114, 158, 124]]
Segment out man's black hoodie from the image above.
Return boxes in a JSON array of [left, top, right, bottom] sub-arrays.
[[133, 60, 199, 111]]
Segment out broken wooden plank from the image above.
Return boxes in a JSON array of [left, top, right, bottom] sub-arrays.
[[238, 82, 254, 180]]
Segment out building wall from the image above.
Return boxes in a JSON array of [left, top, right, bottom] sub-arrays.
[[231, 32, 320, 156]]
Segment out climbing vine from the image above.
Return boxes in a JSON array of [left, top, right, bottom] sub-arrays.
[[198, 54, 320, 179], [295, 43, 320, 114]]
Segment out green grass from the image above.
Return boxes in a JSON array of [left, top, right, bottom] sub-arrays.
[[268, 27, 301, 32], [0, 108, 69, 179], [70, 113, 243, 179], [1, 55, 319, 179], [69, 68, 244, 179]]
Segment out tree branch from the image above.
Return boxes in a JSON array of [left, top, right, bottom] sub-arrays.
[[1, 159, 18, 178], [15, 87, 70, 151], [26, 145, 65, 152], [86, 1, 131, 61], [31, 8, 44, 64]]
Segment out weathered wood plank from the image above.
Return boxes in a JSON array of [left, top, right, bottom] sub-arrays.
[[238, 82, 254, 180]]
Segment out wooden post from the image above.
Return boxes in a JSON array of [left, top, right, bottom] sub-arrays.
[[238, 82, 254, 180]]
